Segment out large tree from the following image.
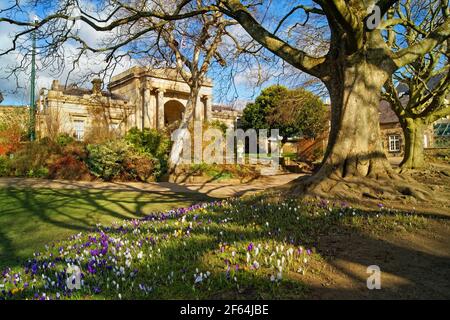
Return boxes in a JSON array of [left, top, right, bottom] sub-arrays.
[[215, 0, 450, 199]]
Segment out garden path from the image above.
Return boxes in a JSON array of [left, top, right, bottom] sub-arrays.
[[0, 173, 303, 198]]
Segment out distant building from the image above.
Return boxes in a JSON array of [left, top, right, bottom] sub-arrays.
[[379, 100, 450, 157], [211, 104, 242, 129], [37, 79, 132, 140], [36, 67, 241, 141]]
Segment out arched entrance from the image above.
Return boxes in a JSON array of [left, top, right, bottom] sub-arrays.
[[164, 100, 185, 126]]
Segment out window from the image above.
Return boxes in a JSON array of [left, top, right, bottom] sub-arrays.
[[73, 120, 85, 141], [434, 122, 450, 137], [388, 135, 400, 152]]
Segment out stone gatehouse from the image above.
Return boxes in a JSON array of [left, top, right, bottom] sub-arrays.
[[37, 67, 241, 140]]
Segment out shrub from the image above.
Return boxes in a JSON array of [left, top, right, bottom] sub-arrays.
[[62, 142, 88, 160], [26, 167, 49, 178], [56, 133, 75, 147], [125, 128, 171, 177], [86, 140, 130, 181], [0, 129, 23, 155], [123, 155, 158, 182], [0, 155, 11, 176], [0, 107, 28, 156], [48, 155, 92, 180], [125, 128, 171, 158], [10, 140, 56, 177]]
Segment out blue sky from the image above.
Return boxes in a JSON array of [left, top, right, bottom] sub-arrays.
[[0, 0, 324, 107]]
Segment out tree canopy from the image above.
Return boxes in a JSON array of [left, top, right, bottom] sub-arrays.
[[267, 88, 328, 142], [240, 85, 288, 131], [241, 85, 328, 143]]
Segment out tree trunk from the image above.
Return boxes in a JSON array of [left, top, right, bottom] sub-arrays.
[[304, 55, 394, 194], [168, 86, 200, 171], [400, 118, 426, 169]]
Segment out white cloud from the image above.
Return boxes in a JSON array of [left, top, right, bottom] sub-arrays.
[[0, 19, 135, 105]]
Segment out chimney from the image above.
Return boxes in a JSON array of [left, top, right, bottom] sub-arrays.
[[91, 78, 102, 95], [51, 80, 60, 91]]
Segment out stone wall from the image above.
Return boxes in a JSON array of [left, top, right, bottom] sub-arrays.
[[380, 122, 404, 157]]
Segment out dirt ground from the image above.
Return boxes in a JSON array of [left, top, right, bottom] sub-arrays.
[[303, 219, 450, 299], [303, 161, 450, 299]]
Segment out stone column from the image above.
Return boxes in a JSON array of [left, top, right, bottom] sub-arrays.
[[195, 95, 204, 122], [135, 82, 143, 130], [203, 95, 212, 121], [156, 88, 165, 129], [143, 83, 152, 129]]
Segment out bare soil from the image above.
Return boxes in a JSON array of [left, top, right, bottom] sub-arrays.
[[303, 219, 450, 299], [298, 162, 450, 299]]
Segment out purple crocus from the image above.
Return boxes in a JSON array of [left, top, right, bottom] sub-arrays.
[[93, 287, 101, 294]]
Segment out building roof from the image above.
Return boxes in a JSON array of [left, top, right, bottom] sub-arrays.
[[52, 83, 129, 101], [110, 66, 213, 88], [0, 105, 28, 109], [212, 104, 242, 114], [379, 100, 400, 124]]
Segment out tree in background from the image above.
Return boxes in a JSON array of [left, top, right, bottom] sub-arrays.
[[382, 1, 450, 170], [267, 88, 328, 144], [144, 9, 236, 169], [241, 85, 328, 144], [240, 85, 288, 131], [0, 107, 28, 155]]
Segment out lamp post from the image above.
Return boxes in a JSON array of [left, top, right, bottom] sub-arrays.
[[29, 18, 38, 141]]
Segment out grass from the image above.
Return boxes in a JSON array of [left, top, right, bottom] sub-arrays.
[[0, 193, 434, 300], [0, 187, 213, 269]]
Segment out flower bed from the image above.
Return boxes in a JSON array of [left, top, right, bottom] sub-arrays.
[[0, 196, 426, 300]]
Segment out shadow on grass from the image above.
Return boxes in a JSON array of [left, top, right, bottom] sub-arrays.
[[7, 194, 450, 300], [0, 184, 217, 269]]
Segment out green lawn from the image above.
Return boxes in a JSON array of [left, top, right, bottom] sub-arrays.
[[0, 187, 213, 268], [2, 193, 441, 300]]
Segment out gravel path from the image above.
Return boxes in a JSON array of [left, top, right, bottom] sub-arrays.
[[0, 173, 302, 198]]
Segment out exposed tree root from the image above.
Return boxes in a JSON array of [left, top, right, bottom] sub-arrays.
[[280, 169, 442, 205]]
